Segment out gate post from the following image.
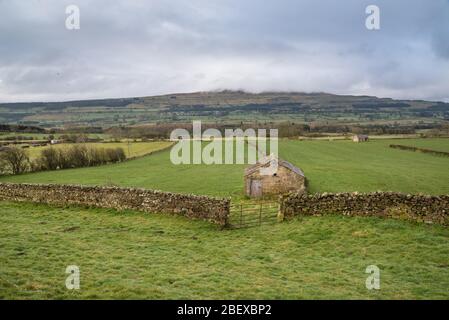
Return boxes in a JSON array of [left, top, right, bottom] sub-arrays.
[[277, 195, 285, 222], [240, 203, 243, 227]]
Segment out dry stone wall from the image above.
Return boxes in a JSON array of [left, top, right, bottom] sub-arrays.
[[280, 192, 449, 226], [390, 144, 449, 157], [0, 183, 230, 226]]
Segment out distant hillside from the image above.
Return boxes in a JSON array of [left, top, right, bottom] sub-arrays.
[[1, 91, 448, 128], [0, 124, 46, 133]]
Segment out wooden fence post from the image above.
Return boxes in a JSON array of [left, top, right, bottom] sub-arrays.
[[240, 203, 243, 227]]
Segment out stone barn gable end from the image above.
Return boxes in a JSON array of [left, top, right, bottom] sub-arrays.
[[244, 155, 306, 198], [352, 134, 369, 142]]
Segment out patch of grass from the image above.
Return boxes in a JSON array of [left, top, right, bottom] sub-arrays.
[[0, 201, 447, 299]]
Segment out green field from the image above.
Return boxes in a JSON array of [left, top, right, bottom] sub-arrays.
[[0, 132, 50, 139], [25, 141, 173, 160], [2, 138, 449, 198], [1, 138, 448, 299], [0, 132, 107, 141], [0, 201, 448, 299]]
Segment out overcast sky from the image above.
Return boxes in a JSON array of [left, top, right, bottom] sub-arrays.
[[0, 0, 448, 103]]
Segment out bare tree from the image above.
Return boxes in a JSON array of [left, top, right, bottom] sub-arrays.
[[0, 147, 30, 174], [39, 147, 60, 170], [67, 145, 89, 167]]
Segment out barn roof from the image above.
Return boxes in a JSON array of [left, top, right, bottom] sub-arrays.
[[244, 154, 305, 177]]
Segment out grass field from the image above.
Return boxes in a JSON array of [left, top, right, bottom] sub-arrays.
[[0, 201, 448, 299], [25, 141, 173, 160], [0, 132, 50, 139], [0, 132, 107, 141], [281, 138, 449, 195], [2, 138, 448, 199], [1, 138, 448, 300]]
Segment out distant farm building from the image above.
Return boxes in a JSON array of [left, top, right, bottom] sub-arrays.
[[50, 139, 62, 145], [352, 134, 369, 142], [244, 155, 306, 198]]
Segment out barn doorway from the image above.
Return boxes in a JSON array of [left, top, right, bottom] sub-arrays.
[[250, 179, 262, 197]]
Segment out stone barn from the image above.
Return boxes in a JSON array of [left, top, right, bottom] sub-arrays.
[[244, 155, 306, 198], [352, 134, 369, 142]]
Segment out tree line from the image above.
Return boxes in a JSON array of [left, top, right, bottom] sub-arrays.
[[0, 145, 126, 175]]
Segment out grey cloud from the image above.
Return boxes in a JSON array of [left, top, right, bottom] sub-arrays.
[[0, 0, 448, 102]]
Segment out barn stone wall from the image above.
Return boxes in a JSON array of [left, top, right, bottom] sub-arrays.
[[280, 192, 449, 225], [0, 183, 230, 226], [245, 166, 306, 197]]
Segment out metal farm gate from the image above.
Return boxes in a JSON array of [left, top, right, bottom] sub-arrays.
[[229, 201, 280, 229]]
